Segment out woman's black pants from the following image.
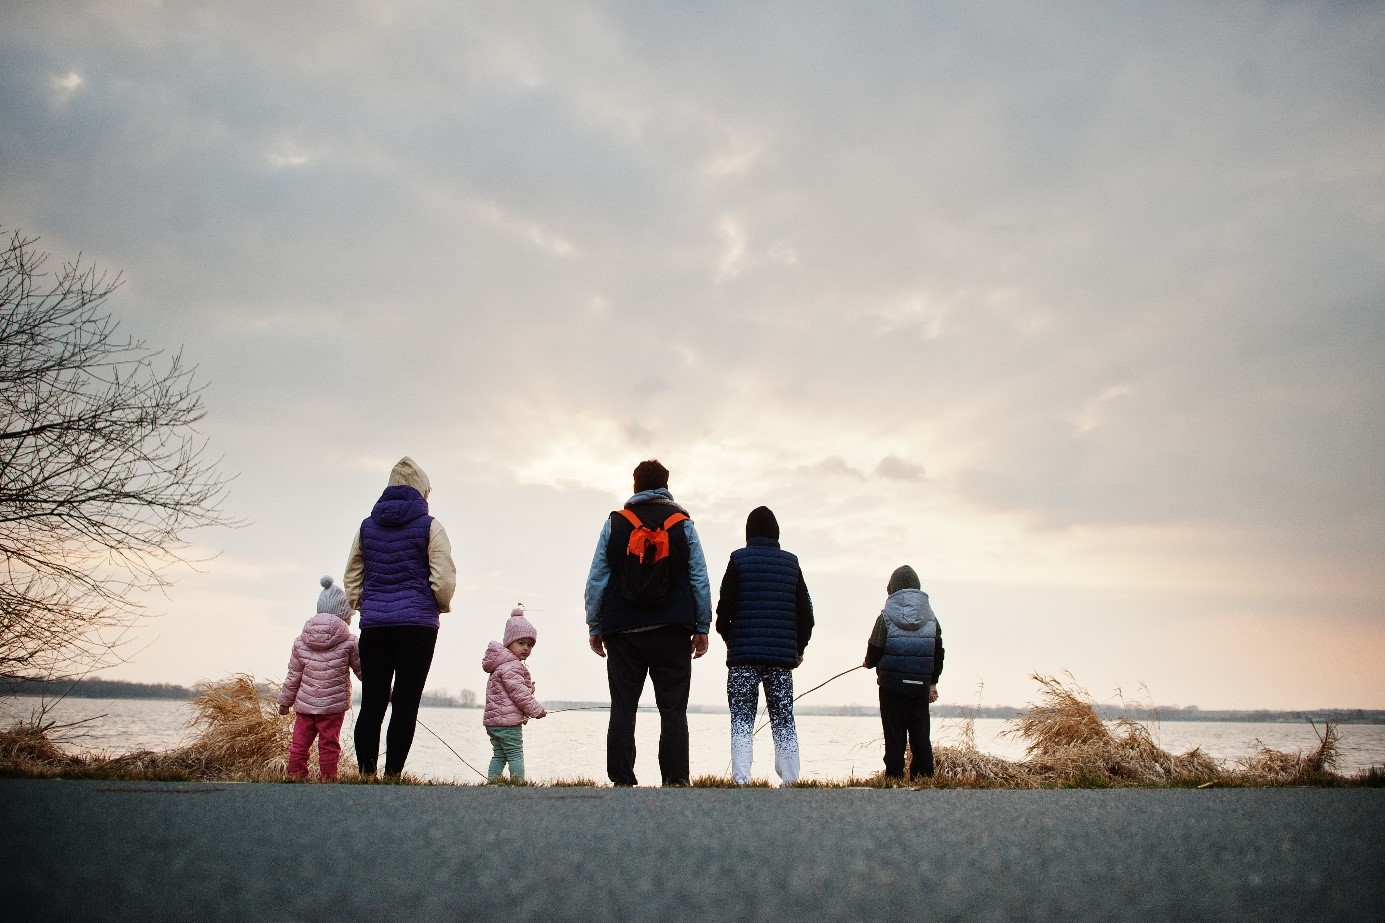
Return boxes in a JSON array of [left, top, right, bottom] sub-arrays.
[[354, 625, 438, 776]]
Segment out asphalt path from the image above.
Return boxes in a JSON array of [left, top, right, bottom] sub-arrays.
[[1, 779, 1381, 922]]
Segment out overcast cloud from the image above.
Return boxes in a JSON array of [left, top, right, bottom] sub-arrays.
[[2, 1, 1382, 711]]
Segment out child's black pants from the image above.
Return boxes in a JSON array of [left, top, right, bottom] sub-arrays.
[[879, 686, 934, 778]]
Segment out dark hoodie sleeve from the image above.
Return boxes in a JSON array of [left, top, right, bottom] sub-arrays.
[[864, 614, 887, 668], [714, 557, 739, 639], [795, 570, 814, 654], [932, 620, 944, 684]]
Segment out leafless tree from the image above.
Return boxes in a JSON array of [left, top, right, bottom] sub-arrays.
[[1, 230, 236, 687]]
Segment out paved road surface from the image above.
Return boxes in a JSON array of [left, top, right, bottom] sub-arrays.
[[1, 780, 1381, 922]]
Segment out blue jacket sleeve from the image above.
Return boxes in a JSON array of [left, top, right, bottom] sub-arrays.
[[683, 520, 712, 634], [584, 518, 613, 636]]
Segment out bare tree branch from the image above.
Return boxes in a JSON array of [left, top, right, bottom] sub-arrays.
[[1, 229, 238, 686]]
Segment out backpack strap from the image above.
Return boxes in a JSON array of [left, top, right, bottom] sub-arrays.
[[617, 509, 688, 530]]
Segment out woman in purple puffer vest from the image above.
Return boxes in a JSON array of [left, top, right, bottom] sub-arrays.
[[344, 457, 457, 777]]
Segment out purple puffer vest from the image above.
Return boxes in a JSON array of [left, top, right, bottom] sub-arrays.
[[359, 484, 438, 629]]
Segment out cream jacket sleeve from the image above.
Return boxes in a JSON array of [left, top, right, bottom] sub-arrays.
[[429, 520, 457, 613], [344, 531, 365, 610]]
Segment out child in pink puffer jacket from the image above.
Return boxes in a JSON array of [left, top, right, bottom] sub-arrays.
[[482, 606, 546, 782], [277, 576, 362, 781]]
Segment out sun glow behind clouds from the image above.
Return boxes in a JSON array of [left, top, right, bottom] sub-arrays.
[[498, 401, 1160, 591], [50, 71, 83, 105], [6, 1, 1382, 708]]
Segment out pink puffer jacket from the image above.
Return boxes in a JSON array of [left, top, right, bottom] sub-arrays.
[[482, 641, 545, 726], [278, 613, 362, 715]]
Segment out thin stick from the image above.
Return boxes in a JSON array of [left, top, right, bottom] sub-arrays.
[[754, 665, 864, 736]]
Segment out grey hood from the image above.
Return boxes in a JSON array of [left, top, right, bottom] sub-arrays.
[[883, 588, 934, 631]]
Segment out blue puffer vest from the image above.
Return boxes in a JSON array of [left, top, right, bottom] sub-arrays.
[[725, 538, 802, 668], [877, 589, 938, 696], [358, 484, 438, 629], [598, 499, 697, 633]]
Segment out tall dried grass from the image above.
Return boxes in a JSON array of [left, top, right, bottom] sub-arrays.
[[896, 673, 1342, 789], [1000, 674, 1220, 785], [0, 674, 355, 782]]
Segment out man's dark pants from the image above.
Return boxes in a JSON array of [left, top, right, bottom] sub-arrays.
[[605, 625, 693, 786], [879, 686, 934, 778], [355, 625, 438, 776]]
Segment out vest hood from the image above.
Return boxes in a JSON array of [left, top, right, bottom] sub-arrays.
[[371, 484, 429, 528], [300, 612, 351, 652], [883, 588, 933, 631]]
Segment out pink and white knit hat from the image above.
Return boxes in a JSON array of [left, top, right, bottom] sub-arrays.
[[503, 606, 538, 646]]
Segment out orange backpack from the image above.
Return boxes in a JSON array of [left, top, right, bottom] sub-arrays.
[[614, 508, 689, 604]]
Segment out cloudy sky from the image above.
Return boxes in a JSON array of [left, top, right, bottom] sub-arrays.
[[3, 1, 1382, 711]]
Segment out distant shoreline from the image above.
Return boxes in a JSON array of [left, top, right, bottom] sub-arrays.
[[6, 677, 1384, 724]]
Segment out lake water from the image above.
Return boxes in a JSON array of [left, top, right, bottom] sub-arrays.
[[5, 696, 1383, 784]]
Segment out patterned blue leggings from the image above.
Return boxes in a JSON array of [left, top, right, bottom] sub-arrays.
[[727, 665, 800, 784]]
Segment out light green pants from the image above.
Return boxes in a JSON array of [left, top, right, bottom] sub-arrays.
[[486, 725, 525, 782]]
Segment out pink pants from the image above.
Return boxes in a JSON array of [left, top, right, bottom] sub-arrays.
[[288, 712, 345, 780]]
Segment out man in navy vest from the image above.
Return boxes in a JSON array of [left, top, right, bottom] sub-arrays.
[[584, 459, 712, 786]]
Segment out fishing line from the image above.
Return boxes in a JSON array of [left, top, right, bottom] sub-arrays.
[[416, 717, 489, 781], [419, 665, 865, 781]]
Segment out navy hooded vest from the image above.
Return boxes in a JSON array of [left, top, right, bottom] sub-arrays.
[[358, 484, 438, 629], [876, 589, 938, 696], [724, 538, 803, 668], [598, 499, 697, 633]]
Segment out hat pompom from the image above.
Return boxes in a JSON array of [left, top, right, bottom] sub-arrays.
[[316, 575, 352, 619], [503, 607, 538, 646]]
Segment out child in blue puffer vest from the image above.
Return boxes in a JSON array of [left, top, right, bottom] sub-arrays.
[[863, 564, 944, 779]]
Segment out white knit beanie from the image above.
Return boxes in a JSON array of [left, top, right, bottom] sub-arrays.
[[317, 575, 353, 619], [503, 606, 538, 646]]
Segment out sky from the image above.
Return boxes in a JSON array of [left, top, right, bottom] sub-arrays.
[[2, 1, 1383, 711]]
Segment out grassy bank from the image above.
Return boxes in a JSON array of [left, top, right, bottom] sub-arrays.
[[2, 673, 1379, 789]]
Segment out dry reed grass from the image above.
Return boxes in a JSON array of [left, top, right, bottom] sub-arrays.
[[0, 714, 81, 777], [0, 671, 1363, 788], [0, 674, 355, 782]]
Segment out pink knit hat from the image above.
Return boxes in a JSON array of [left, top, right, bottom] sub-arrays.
[[503, 606, 538, 646]]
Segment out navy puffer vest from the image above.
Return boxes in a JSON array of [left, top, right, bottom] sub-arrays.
[[359, 484, 438, 629], [725, 538, 802, 668], [877, 589, 938, 696], [598, 499, 696, 633]]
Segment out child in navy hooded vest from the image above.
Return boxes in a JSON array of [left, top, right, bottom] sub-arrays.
[[862, 564, 944, 779]]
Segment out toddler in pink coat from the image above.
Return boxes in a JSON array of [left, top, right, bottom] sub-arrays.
[[482, 606, 546, 782], [277, 576, 362, 781]]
